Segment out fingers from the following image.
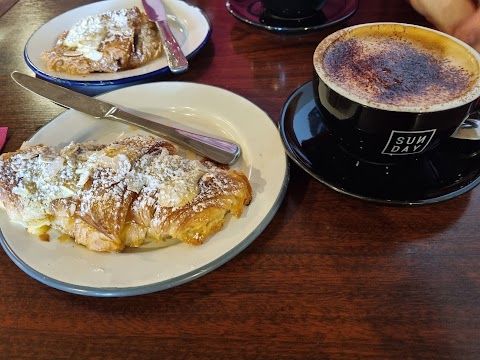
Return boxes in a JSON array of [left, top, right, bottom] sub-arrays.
[[453, 9, 480, 52], [409, 0, 475, 34]]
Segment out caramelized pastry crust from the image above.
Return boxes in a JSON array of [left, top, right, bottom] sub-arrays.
[[0, 135, 252, 252], [40, 7, 162, 75]]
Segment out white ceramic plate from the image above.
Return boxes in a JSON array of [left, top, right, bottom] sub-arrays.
[[24, 0, 211, 89], [0, 82, 289, 296]]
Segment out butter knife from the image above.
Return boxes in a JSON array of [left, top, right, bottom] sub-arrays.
[[11, 72, 241, 165], [142, 0, 188, 74]]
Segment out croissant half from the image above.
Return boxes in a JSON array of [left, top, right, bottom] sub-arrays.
[[0, 135, 252, 252], [41, 7, 162, 75]]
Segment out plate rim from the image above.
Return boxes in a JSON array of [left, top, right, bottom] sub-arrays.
[[23, 0, 212, 87], [0, 186, 288, 296], [0, 81, 290, 296]]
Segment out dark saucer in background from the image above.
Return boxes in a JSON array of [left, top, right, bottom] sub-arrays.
[[279, 82, 480, 205], [226, 0, 358, 33]]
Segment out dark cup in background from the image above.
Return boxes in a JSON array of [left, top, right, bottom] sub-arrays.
[[260, 0, 328, 20]]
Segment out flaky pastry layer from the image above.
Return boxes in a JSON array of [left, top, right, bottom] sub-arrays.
[[0, 135, 252, 252], [41, 7, 162, 75]]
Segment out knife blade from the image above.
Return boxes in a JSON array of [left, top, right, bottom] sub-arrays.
[[11, 72, 241, 165], [142, 0, 188, 74]]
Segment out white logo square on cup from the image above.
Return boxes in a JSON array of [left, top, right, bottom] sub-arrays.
[[381, 129, 436, 155]]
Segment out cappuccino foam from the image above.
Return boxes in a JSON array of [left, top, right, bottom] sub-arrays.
[[315, 24, 480, 112]]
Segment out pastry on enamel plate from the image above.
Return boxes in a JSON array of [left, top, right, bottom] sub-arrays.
[[40, 7, 162, 75], [0, 135, 252, 252]]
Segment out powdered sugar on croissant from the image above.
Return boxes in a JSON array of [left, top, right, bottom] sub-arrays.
[[41, 7, 162, 74], [0, 135, 252, 252]]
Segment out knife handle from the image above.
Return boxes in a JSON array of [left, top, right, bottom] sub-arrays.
[[157, 20, 189, 74], [107, 108, 241, 165]]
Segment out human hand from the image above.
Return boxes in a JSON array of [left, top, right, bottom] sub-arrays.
[[453, 8, 480, 52], [409, 0, 480, 51]]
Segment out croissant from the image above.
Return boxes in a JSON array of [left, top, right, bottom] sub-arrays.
[[40, 7, 162, 75], [0, 135, 252, 252]]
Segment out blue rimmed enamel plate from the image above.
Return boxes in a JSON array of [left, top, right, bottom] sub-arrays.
[[24, 0, 211, 94]]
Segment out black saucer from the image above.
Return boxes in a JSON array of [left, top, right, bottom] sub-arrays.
[[226, 0, 358, 33], [279, 82, 480, 205]]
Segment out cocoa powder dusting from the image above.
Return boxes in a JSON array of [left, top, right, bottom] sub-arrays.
[[322, 36, 473, 108]]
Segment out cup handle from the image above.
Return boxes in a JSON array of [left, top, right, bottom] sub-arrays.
[[451, 99, 480, 140], [451, 117, 480, 140]]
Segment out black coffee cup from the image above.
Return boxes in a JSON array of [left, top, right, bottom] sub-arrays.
[[313, 23, 480, 165], [260, 0, 327, 20]]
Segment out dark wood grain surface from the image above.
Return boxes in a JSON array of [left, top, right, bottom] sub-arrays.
[[1, 0, 479, 359]]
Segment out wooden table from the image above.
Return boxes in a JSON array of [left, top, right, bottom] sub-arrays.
[[1, 0, 479, 358]]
